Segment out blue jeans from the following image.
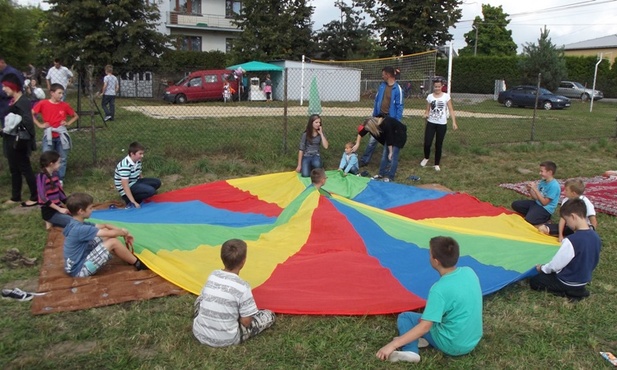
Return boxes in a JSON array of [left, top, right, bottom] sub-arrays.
[[301, 155, 322, 177], [102, 95, 116, 119], [48, 211, 73, 228], [42, 137, 69, 180], [397, 312, 437, 353], [122, 178, 161, 204], [378, 145, 401, 180], [360, 135, 379, 165]]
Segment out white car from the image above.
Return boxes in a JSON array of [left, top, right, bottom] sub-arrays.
[[555, 81, 603, 101]]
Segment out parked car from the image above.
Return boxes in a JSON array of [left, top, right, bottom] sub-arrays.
[[497, 85, 571, 110], [555, 81, 603, 101], [163, 69, 238, 104]]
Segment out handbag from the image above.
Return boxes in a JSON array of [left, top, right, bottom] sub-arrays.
[[16, 125, 32, 141]]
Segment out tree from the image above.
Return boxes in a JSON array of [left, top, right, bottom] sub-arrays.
[[230, 0, 314, 62], [0, 0, 45, 69], [43, 0, 170, 72], [313, 1, 380, 60], [519, 26, 566, 91], [459, 4, 517, 57], [358, 0, 462, 55]]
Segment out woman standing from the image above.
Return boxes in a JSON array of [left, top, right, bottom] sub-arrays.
[[420, 79, 457, 172], [1, 73, 37, 206], [296, 114, 329, 177], [358, 116, 407, 182]]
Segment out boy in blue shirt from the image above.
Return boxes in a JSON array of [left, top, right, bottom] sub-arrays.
[[530, 198, 601, 300], [63, 192, 148, 277], [511, 161, 561, 227], [376, 236, 483, 363]]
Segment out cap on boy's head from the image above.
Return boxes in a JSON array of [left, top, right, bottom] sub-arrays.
[[560, 198, 587, 219], [220, 239, 247, 270], [310, 168, 326, 185], [564, 178, 585, 195], [1, 73, 21, 93], [539, 161, 557, 174], [66, 192, 94, 215], [429, 236, 459, 268], [128, 141, 145, 154]]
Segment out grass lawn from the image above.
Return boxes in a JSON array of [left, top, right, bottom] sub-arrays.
[[1, 97, 616, 368]]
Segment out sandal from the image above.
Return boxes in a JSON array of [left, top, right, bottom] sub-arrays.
[[20, 201, 38, 207]]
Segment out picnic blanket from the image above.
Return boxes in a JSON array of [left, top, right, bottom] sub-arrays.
[[499, 176, 617, 216], [31, 227, 185, 315]]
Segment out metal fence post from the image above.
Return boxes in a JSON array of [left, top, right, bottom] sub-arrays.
[[531, 73, 541, 141], [283, 67, 288, 154]]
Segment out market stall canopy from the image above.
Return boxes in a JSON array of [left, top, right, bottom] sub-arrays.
[[227, 61, 284, 72]]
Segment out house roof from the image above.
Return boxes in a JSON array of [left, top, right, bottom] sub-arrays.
[[563, 34, 617, 50]]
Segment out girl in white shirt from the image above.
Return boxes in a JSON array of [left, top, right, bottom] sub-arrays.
[[420, 79, 458, 171]]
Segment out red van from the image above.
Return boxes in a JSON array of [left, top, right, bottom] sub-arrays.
[[163, 69, 239, 104]]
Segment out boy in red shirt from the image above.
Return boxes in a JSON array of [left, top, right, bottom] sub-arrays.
[[32, 83, 78, 182]]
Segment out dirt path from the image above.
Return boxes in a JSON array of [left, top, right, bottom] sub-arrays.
[[124, 105, 524, 120]]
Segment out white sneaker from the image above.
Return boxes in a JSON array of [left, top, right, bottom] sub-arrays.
[[418, 338, 429, 348], [388, 351, 421, 363], [420, 158, 429, 167], [434, 165, 441, 171]]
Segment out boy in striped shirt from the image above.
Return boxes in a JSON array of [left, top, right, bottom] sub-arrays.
[[113, 142, 161, 208]]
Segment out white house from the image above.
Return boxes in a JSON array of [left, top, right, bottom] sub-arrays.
[[153, 0, 242, 52]]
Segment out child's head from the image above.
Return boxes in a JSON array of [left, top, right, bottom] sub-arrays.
[[1, 73, 22, 96], [560, 198, 587, 229], [310, 168, 326, 187], [49, 83, 65, 102], [40, 150, 61, 171], [105, 64, 113, 74], [344, 142, 354, 153], [429, 236, 460, 268], [306, 114, 322, 134], [66, 192, 94, 215], [128, 141, 145, 161], [564, 178, 585, 198], [220, 239, 247, 271], [539, 161, 557, 179]]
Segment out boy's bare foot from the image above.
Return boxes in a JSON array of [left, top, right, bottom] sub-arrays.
[[537, 224, 549, 234], [45, 222, 52, 230]]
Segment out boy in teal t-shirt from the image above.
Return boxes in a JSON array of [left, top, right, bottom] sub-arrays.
[[376, 236, 483, 363]]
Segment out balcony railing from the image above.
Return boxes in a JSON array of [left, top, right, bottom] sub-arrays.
[[166, 11, 239, 30]]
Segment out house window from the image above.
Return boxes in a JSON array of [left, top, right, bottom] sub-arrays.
[[180, 36, 202, 51], [176, 0, 201, 14], [226, 38, 234, 53], [225, 0, 242, 18]]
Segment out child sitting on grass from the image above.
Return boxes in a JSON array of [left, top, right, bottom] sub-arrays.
[[511, 161, 560, 227], [338, 142, 359, 176], [113, 141, 161, 208], [36, 150, 71, 229], [539, 178, 597, 241], [376, 236, 483, 363], [63, 192, 148, 277], [193, 239, 275, 347], [530, 198, 601, 300]]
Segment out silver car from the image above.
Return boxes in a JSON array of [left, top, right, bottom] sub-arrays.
[[555, 81, 603, 101]]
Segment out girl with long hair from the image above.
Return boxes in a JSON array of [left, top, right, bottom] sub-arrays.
[[36, 150, 71, 228], [296, 114, 329, 177]]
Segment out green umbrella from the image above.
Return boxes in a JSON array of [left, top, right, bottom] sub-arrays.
[[308, 76, 322, 115]]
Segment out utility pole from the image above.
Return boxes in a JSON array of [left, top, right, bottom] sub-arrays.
[[473, 25, 478, 56]]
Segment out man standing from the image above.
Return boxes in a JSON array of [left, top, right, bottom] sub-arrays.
[[356, 66, 404, 167], [101, 65, 119, 121], [0, 56, 25, 127], [46, 58, 73, 101]]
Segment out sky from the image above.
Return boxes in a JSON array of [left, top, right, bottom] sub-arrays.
[[311, 0, 617, 53], [16, 0, 617, 54]]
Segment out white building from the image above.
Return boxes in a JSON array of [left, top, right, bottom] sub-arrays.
[[154, 0, 241, 52]]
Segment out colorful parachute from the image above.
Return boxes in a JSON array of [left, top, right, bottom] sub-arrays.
[[90, 171, 559, 315]]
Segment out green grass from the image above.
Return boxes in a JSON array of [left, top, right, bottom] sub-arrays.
[[1, 98, 617, 368]]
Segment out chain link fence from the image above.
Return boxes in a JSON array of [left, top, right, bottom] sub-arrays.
[[7, 59, 616, 180]]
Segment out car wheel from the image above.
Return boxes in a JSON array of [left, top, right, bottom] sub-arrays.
[[542, 101, 553, 110], [581, 93, 590, 102], [176, 94, 187, 104], [504, 99, 513, 108]]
